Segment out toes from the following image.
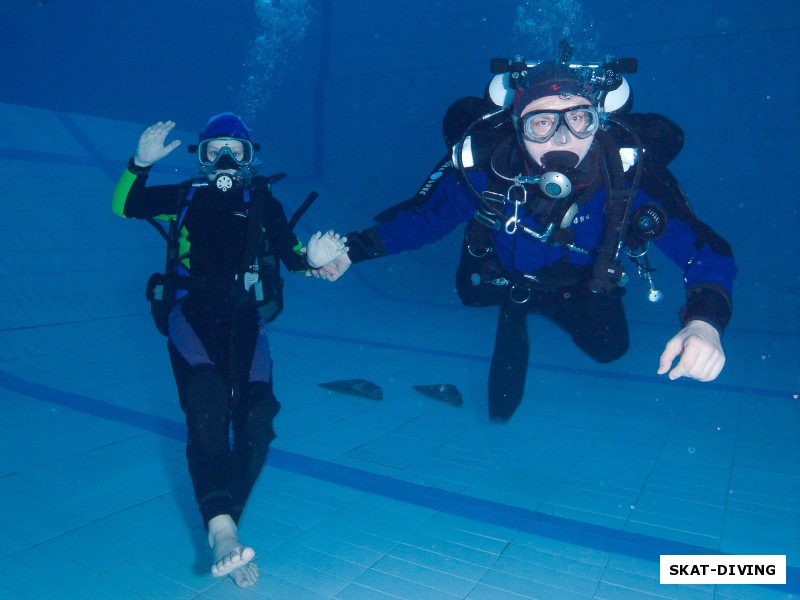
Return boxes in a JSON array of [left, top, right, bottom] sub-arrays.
[[231, 562, 259, 587], [211, 546, 256, 578], [240, 545, 255, 563], [211, 550, 239, 577]]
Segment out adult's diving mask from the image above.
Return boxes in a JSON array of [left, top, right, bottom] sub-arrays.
[[520, 106, 600, 143]]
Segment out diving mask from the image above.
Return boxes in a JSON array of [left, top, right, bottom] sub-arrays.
[[520, 106, 600, 143], [197, 137, 255, 168]]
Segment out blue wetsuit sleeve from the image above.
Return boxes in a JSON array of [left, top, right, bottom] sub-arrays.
[[375, 172, 484, 255], [654, 214, 737, 295], [646, 189, 737, 331]]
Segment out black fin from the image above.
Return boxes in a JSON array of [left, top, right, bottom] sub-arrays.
[[412, 384, 463, 407], [318, 379, 383, 401]]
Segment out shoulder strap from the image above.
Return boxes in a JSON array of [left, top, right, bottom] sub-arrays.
[[588, 128, 641, 293], [240, 187, 266, 273]]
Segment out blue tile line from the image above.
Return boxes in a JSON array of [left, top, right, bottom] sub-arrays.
[[0, 114, 318, 186], [52, 112, 124, 181], [0, 366, 796, 592]]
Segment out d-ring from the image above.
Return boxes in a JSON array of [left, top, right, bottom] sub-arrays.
[[509, 285, 531, 304]]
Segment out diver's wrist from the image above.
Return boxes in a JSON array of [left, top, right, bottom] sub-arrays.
[[128, 156, 153, 173]]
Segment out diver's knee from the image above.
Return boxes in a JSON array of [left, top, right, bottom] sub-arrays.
[[244, 381, 281, 418], [591, 340, 628, 364]]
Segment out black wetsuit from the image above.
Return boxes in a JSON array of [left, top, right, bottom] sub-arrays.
[[113, 159, 309, 526]]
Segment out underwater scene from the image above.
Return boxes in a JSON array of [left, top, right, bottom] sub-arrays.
[[0, 0, 798, 598]]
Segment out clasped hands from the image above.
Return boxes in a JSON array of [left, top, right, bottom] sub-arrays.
[[305, 231, 351, 281]]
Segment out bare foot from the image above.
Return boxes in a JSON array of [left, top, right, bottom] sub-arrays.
[[231, 561, 259, 587], [207, 515, 256, 578]]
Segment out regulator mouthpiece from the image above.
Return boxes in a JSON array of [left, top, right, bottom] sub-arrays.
[[538, 151, 579, 199]]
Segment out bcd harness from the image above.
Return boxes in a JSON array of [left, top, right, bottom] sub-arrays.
[[145, 174, 316, 336], [454, 115, 666, 306]]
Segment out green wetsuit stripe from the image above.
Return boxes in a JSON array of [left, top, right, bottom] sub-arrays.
[[111, 168, 137, 217]]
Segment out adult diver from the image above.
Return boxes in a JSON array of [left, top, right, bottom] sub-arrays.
[[318, 55, 736, 422]]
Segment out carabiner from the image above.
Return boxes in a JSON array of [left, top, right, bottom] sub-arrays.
[[505, 216, 519, 235], [506, 181, 528, 205]]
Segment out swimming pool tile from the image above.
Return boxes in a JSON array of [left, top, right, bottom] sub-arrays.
[[0, 560, 66, 598], [322, 508, 420, 547], [93, 495, 189, 546], [336, 582, 409, 599], [350, 566, 462, 599], [289, 525, 389, 567], [258, 551, 352, 597], [399, 528, 505, 565], [733, 443, 800, 476], [46, 589, 94, 600], [7, 545, 94, 592], [269, 539, 368, 581], [539, 485, 636, 527], [86, 560, 198, 600], [593, 580, 711, 600], [627, 493, 725, 534], [492, 551, 601, 595], [370, 554, 479, 597], [343, 447, 428, 471], [622, 520, 720, 550], [720, 513, 800, 559], [234, 511, 306, 545], [421, 511, 518, 548], [398, 455, 487, 492], [713, 583, 799, 599], [477, 566, 593, 599], [148, 526, 209, 567], [127, 547, 216, 594], [388, 541, 491, 582], [464, 583, 535, 599], [600, 554, 713, 599]]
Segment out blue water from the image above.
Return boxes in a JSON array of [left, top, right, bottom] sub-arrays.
[[0, 1, 798, 598]]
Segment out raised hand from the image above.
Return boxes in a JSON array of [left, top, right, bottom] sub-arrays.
[[134, 120, 182, 167]]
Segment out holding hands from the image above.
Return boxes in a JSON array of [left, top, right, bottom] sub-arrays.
[[308, 253, 352, 282], [306, 230, 351, 281], [135, 120, 182, 167]]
